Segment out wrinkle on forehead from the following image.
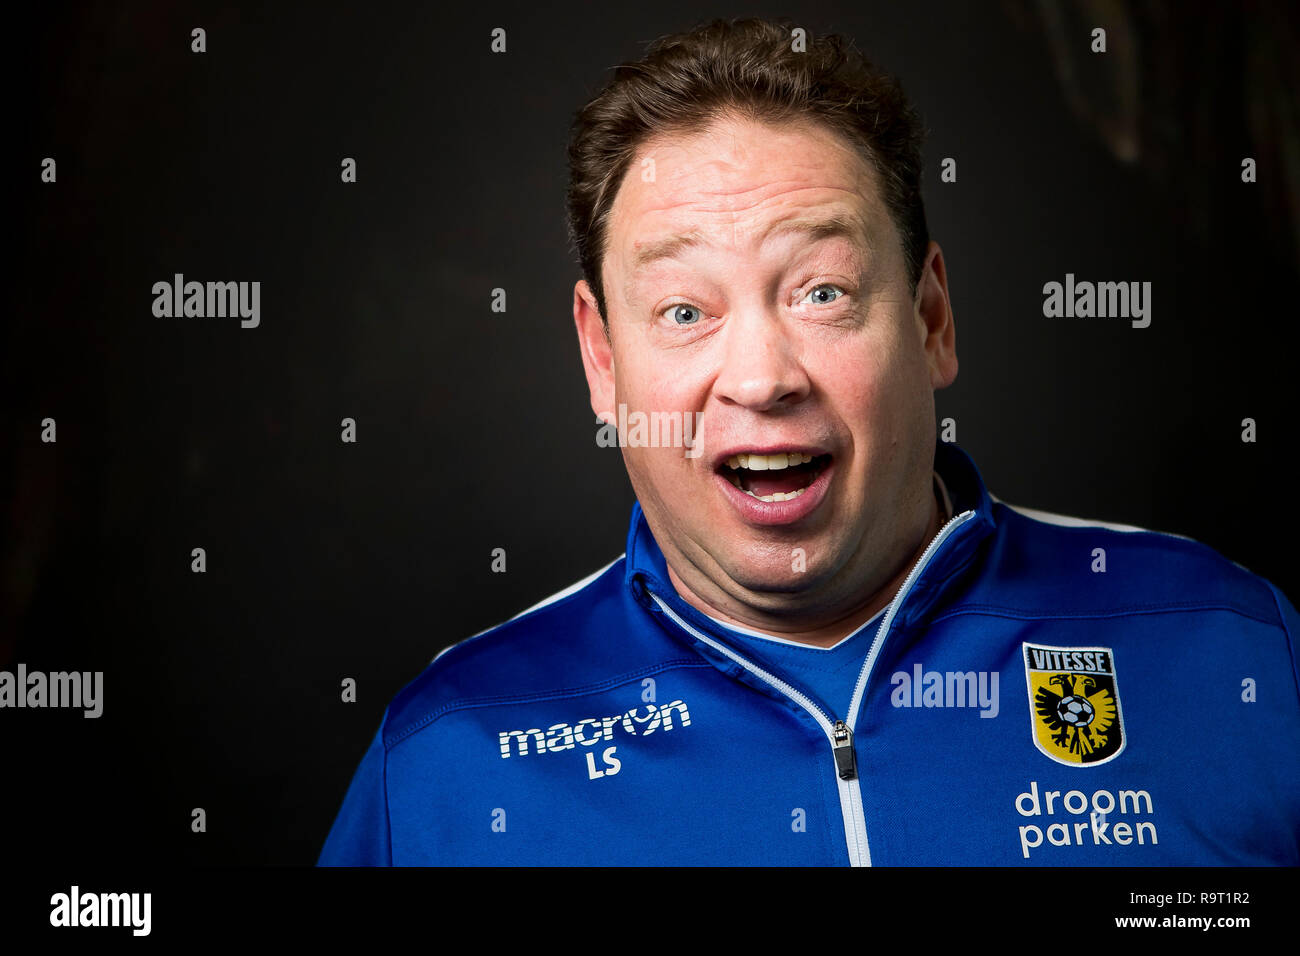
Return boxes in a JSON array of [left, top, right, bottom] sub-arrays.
[[643, 137, 874, 209], [629, 204, 876, 280], [601, 115, 896, 312], [613, 118, 884, 246], [621, 188, 882, 284], [633, 182, 873, 219]]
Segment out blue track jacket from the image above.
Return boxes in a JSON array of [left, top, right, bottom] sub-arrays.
[[319, 441, 1300, 865]]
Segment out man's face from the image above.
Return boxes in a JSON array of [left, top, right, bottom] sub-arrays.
[[574, 113, 956, 624]]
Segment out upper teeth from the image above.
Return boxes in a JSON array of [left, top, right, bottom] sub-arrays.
[[726, 452, 814, 471]]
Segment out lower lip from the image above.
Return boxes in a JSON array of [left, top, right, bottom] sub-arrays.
[[714, 460, 834, 527]]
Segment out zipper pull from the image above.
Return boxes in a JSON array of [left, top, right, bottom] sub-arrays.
[[832, 720, 857, 780]]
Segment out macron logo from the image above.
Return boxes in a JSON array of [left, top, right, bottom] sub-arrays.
[[499, 700, 692, 758]]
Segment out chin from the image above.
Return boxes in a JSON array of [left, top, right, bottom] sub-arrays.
[[720, 559, 831, 597]]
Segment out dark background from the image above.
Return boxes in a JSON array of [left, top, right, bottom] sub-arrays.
[[4, 1, 1297, 865]]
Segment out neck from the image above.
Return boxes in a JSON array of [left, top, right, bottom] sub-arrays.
[[665, 486, 947, 648]]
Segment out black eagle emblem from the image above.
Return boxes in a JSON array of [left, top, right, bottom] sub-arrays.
[[1034, 673, 1118, 758]]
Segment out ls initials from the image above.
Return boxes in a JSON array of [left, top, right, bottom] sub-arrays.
[[585, 746, 622, 779]]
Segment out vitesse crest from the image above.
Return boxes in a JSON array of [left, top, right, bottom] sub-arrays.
[[1023, 643, 1126, 766]]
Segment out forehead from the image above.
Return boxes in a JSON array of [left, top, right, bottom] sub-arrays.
[[606, 114, 887, 275]]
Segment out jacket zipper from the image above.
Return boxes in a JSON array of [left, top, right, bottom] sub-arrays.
[[849, 509, 977, 729], [645, 507, 976, 866], [646, 593, 870, 862]]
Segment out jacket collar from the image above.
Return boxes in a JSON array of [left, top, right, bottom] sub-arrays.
[[624, 439, 998, 640]]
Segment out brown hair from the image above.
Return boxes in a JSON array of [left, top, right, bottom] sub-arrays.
[[565, 16, 930, 324]]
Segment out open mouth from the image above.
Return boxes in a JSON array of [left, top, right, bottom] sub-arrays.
[[719, 452, 832, 502]]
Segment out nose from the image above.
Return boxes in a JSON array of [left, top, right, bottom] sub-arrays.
[[711, 311, 812, 412]]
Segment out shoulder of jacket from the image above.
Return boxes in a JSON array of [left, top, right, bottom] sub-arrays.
[[983, 494, 1282, 625], [379, 554, 693, 748]]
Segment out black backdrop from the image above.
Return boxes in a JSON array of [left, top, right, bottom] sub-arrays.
[[5, 0, 1297, 866]]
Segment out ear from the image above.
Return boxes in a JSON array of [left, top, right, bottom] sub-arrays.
[[914, 240, 958, 390], [573, 279, 617, 422]]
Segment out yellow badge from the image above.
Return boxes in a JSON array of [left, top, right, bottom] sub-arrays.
[[1023, 643, 1126, 766]]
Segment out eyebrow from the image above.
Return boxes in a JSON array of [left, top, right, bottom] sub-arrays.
[[630, 214, 870, 274]]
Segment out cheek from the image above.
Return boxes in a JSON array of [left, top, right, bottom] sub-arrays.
[[611, 371, 700, 475], [615, 348, 700, 415], [819, 337, 903, 412], [819, 325, 929, 450]]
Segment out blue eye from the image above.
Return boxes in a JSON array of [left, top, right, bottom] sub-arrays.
[[665, 304, 702, 325], [803, 284, 844, 305]]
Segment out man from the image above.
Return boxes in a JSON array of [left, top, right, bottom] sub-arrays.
[[319, 17, 1299, 865]]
